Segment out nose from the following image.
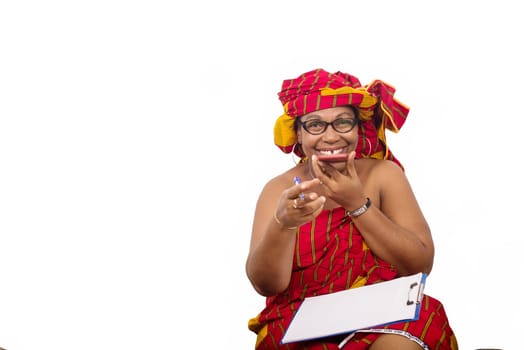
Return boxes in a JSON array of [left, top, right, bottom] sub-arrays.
[[321, 123, 340, 142]]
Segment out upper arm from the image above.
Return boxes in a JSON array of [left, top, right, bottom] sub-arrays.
[[377, 161, 433, 249], [248, 178, 282, 252]]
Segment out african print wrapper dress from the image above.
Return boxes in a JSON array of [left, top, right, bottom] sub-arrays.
[[248, 207, 458, 350]]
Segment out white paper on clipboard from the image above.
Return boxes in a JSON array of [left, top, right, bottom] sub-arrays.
[[281, 272, 426, 344]]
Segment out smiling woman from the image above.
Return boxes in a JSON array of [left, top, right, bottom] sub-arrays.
[[245, 68, 458, 350]]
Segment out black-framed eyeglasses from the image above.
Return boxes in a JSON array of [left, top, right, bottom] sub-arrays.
[[298, 118, 359, 135]]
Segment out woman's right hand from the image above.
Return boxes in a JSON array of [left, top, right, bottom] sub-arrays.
[[273, 178, 326, 230]]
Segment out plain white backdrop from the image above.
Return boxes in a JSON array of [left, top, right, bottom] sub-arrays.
[[1, 1, 522, 349]]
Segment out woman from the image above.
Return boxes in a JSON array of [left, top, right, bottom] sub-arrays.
[[245, 69, 458, 349]]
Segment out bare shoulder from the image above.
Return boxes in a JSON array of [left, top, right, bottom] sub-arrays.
[[375, 159, 405, 176], [359, 159, 424, 224], [260, 167, 297, 197], [356, 158, 405, 182], [356, 159, 410, 205]]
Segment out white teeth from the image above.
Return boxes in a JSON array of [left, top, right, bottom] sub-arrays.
[[319, 149, 343, 155]]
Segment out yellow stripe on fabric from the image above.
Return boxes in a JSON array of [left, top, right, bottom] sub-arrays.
[[450, 334, 459, 350], [362, 338, 373, 345], [332, 94, 338, 108], [268, 327, 279, 349], [327, 209, 334, 239], [320, 87, 377, 108], [350, 274, 367, 289], [380, 84, 395, 97], [392, 105, 408, 122], [345, 222, 355, 289], [348, 220, 356, 249], [275, 304, 282, 318], [361, 248, 369, 272], [327, 234, 341, 293], [312, 212, 334, 283], [380, 104, 401, 133], [354, 218, 382, 287], [324, 72, 333, 89], [326, 215, 333, 242], [288, 98, 296, 117], [345, 263, 354, 290], [435, 330, 447, 350], [301, 94, 308, 116], [313, 69, 322, 85], [299, 271, 308, 296], [315, 94, 321, 112], [255, 324, 267, 348], [370, 151, 385, 160], [277, 322, 286, 336], [329, 234, 340, 275], [295, 230, 301, 267], [310, 219, 317, 263], [299, 283, 308, 300], [421, 311, 435, 341], [295, 212, 316, 268], [313, 252, 320, 282], [436, 300, 443, 313], [297, 73, 306, 90]]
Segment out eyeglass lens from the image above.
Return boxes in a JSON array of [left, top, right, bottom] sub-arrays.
[[302, 118, 357, 134]]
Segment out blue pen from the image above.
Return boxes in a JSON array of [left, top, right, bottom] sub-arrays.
[[294, 176, 305, 200]]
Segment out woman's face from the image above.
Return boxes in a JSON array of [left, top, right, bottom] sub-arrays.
[[297, 106, 359, 168]]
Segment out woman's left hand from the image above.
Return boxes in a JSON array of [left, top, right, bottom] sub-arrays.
[[310, 151, 367, 210]]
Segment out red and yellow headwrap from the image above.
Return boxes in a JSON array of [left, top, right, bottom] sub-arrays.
[[274, 68, 410, 168]]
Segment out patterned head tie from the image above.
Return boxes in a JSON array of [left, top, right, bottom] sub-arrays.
[[274, 68, 410, 168]]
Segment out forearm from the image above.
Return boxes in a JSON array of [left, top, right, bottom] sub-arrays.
[[246, 222, 297, 296], [351, 206, 434, 275]]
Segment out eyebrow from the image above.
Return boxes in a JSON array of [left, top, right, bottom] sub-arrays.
[[302, 111, 356, 121]]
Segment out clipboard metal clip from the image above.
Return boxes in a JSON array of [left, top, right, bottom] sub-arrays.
[[406, 276, 426, 306], [406, 282, 419, 306]]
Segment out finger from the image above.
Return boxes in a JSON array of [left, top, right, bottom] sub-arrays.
[[345, 151, 357, 176], [290, 180, 321, 209], [288, 182, 306, 200], [296, 189, 321, 208], [308, 196, 326, 217], [300, 178, 322, 191], [318, 163, 336, 182], [321, 164, 332, 178], [311, 155, 329, 181]]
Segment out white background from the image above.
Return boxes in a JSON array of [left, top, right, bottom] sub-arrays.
[[1, 1, 522, 349]]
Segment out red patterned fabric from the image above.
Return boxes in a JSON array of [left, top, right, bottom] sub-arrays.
[[278, 70, 368, 118], [248, 208, 458, 349]]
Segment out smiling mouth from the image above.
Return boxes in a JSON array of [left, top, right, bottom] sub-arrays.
[[318, 148, 344, 155]]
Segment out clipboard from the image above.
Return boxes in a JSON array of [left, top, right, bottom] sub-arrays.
[[281, 272, 427, 344]]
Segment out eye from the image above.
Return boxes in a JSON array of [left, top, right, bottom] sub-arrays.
[[333, 118, 357, 131], [304, 120, 326, 132], [306, 120, 324, 128], [334, 118, 355, 126]]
